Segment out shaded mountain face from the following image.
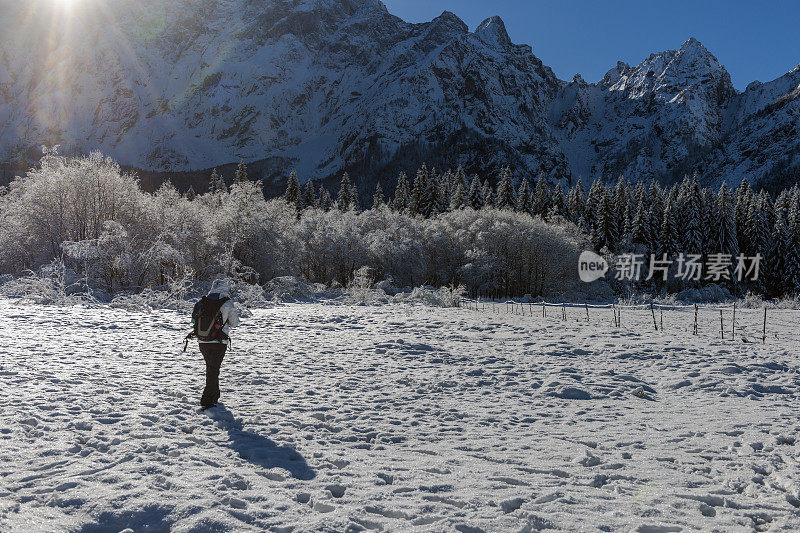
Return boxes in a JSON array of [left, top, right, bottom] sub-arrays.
[[1, 0, 799, 190]]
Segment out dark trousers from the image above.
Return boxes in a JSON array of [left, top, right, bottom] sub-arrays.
[[199, 343, 227, 407]]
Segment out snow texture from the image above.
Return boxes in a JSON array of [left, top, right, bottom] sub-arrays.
[[1, 297, 799, 531]]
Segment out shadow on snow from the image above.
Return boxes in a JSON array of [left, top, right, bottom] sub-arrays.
[[207, 404, 316, 481]]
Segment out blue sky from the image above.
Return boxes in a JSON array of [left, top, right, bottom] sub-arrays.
[[381, 0, 800, 90]]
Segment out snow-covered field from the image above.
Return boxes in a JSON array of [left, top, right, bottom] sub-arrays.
[[1, 297, 799, 532]]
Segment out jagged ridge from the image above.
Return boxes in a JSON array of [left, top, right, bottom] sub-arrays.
[[0, 0, 798, 191]]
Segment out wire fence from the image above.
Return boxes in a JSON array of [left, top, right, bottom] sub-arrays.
[[458, 298, 800, 345]]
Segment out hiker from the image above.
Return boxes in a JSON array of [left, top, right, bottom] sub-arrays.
[[188, 279, 240, 409]]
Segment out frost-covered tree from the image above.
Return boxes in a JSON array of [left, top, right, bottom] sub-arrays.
[[302, 181, 317, 210], [234, 160, 248, 184], [589, 188, 618, 252], [209, 168, 227, 194], [467, 176, 484, 210], [768, 213, 795, 296], [284, 171, 301, 208], [678, 175, 703, 255], [567, 178, 587, 229], [735, 179, 753, 253], [409, 164, 429, 216], [631, 197, 650, 250], [516, 178, 532, 214], [745, 194, 772, 258], [585, 177, 604, 231], [433, 174, 450, 215], [481, 180, 494, 208], [495, 167, 515, 210], [646, 181, 663, 254], [450, 181, 466, 211], [318, 188, 333, 212], [715, 182, 738, 257], [660, 197, 679, 257], [373, 182, 385, 209], [532, 173, 550, 218], [347, 177, 360, 213], [453, 166, 468, 199], [393, 172, 410, 213], [337, 172, 354, 212], [550, 183, 567, 219]]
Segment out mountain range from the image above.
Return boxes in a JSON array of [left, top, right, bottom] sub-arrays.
[[1, 0, 799, 193]]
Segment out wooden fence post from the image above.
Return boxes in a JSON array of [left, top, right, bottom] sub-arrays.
[[719, 309, 724, 339], [732, 303, 736, 339], [585, 303, 590, 322], [763, 307, 767, 344], [650, 302, 657, 331], [693, 305, 698, 335]]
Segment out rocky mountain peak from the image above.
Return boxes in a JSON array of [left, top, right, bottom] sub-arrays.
[[430, 11, 469, 34], [0, 2, 798, 191], [601, 37, 734, 102], [475, 16, 511, 49]]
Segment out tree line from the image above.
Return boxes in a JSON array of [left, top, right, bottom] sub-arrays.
[[270, 163, 798, 297]]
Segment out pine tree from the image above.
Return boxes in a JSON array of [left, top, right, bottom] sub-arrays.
[[567, 177, 586, 225], [467, 176, 484, 210], [336, 172, 352, 212], [631, 197, 649, 249], [393, 172, 410, 213], [495, 167, 515, 210], [450, 181, 466, 210], [516, 178, 532, 214], [302, 181, 317, 210], [419, 174, 437, 217], [611, 176, 629, 245], [532, 173, 550, 218], [678, 175, 703, 255], [585, 177, 604, 230], [482, 180, 494, 208], [433, 174, 449, 214], [598, 190, 619, 252], [438, 169, 453, 210], [590, 188, 618, 252], [716, 183, 738, 258], [660, 197, 679, 257], [454, 166, 468, 197], [647, 181, 663, 254], [347, 178, 360, 212], [373, 182, 385, 209], [786, 189, 800, 293], [209, 168, 227, 194], [409, 164, 430, 216], [284, 170, 301, 208], [235, 160, 248, 184], [318, 188, 333, 211], [550, 183, 567, 219], [768, 213, 793, 296], [700, 187, 718, 257], [735, 178, 753, 253], [185, 186, 196, 201]]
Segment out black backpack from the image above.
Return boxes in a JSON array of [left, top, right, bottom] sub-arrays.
[[184, 296, 230, 351]]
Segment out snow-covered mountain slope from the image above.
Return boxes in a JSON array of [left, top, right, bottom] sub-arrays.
[[2, 298, 800, 531], [1, 0, 798, 188]]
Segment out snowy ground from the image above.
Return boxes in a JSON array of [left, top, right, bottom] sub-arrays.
[[1, 297, 799, 532]]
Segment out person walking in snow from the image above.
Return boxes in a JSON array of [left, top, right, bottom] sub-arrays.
[[188, 279, 240, 409]]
